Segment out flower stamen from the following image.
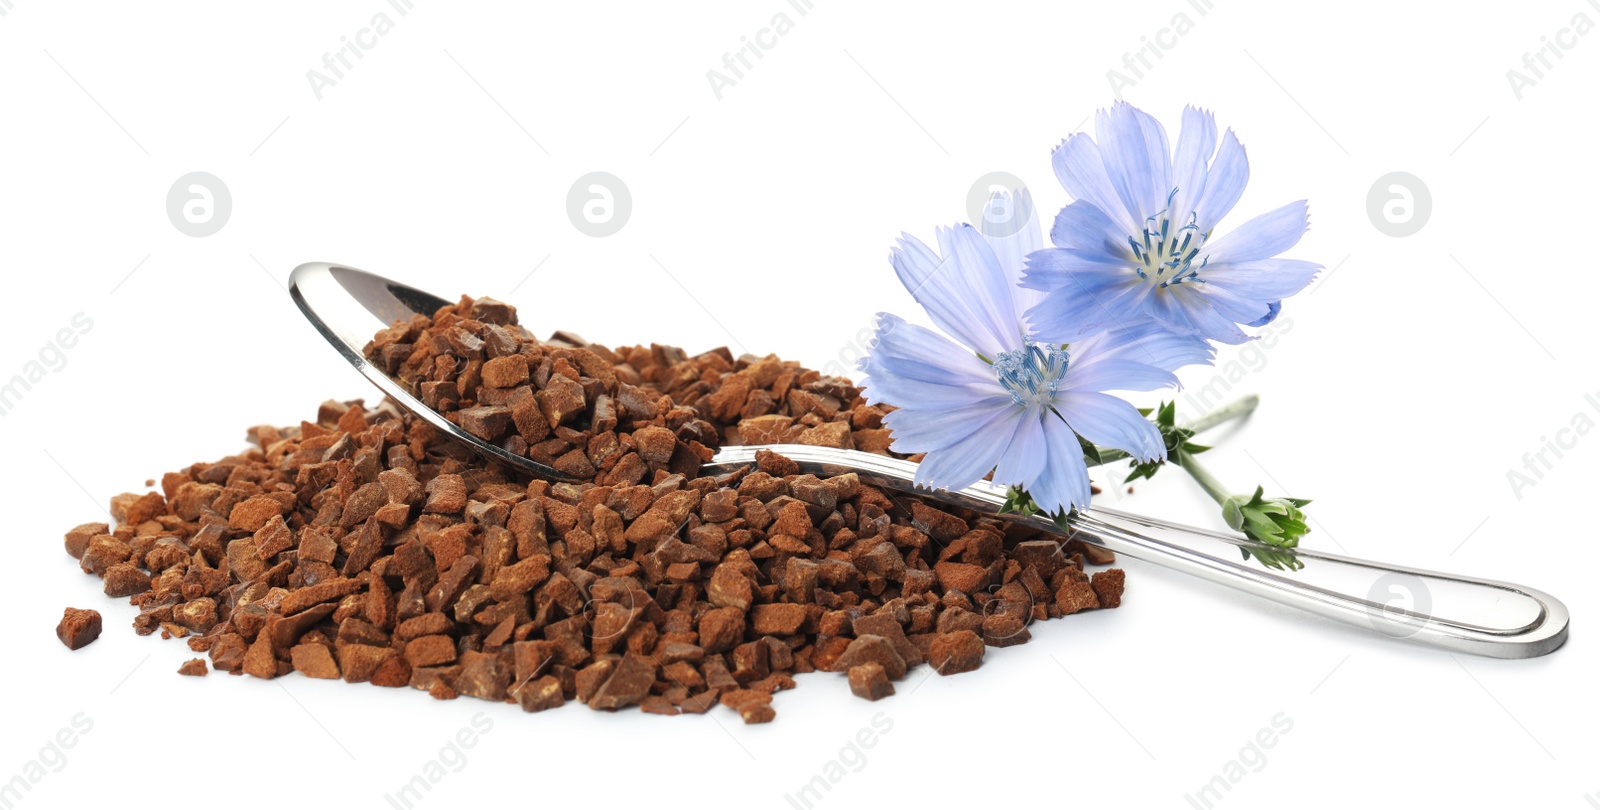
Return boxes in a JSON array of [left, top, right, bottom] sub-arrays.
[[994, 343, 1070, 410], [1134, 189, 1209, 290]]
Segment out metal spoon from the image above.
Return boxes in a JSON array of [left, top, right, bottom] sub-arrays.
[[289, 261, 1568, 659]]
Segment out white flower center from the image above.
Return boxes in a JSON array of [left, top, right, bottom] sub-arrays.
[[1130, 189, 1209, 289], [994, 342, 1069, 410]]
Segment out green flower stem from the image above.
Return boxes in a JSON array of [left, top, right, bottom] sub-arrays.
[[1184, 393, 1260, 435], [1175, 446, 1313, 549], [1174, 448, 1232, 506], [1090, 394, 1259, 466]]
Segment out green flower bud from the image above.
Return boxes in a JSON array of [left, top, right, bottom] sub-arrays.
[[1222, 486, 1312, 548]]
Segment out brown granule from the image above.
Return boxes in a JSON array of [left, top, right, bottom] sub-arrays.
[[57, 608, 102, 650]]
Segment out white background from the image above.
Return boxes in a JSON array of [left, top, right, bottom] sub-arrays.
[[1, 1, 1595, 807]]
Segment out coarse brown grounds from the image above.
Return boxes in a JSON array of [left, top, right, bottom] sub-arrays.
[[60, 295, 1125, 722]]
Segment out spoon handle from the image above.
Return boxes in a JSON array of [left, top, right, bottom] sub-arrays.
[[706, 444, 1568, 659]]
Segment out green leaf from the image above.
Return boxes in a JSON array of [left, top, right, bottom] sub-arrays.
[[1239, 544, 1306, 572], [1120, 400, 1211, 484], [1078, 434, 1104, 468], [1126, 458, 1163, 482], [997, 486, 1041, 519]]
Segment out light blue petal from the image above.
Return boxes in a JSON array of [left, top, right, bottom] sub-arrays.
[[1048, 200, 1129, 257], [887, 234, 968, 349], [858, 315, 1009, 416], [1060, 358, 1177, 393], [978, 189, 1052, 331], [1021, 246, 1132, 289], [1169, 106, 1218, 221], [1022, 253, 1150, 344], [881, 394, 1017, 453], [860, 367, 1003, 417], [890, 226, 1026, 359], [1051, 133, 1141, 235], [1191, 129, 1249, 232], [890, 233, 997, 357], [978, 187, 1043, 284], [1096, 102, 1171, 222], [857, 313, 996, 388], [1246, 300, 1282, 327], [1078, 320, 1216, 371], [911, 404, 1024, 492], [1147, 285, 1251, 344], [1195, 284, 1273, 326], [1203, 201, 1310, 265], [991, 410, 1048, 494], [1056, 390, 1166, 463], [1027, 415, 1093, 514], [888, 232, 943, 297], [934, 224, 1026, 356], [1201, 258, 1321, 305]]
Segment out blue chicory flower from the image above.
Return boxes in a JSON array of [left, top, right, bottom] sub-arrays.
[[857, 192, 1193, 514], [1022, 102, 1321, 345]]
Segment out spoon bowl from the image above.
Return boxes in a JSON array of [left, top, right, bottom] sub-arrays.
[[290, 262, 579, 483]]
